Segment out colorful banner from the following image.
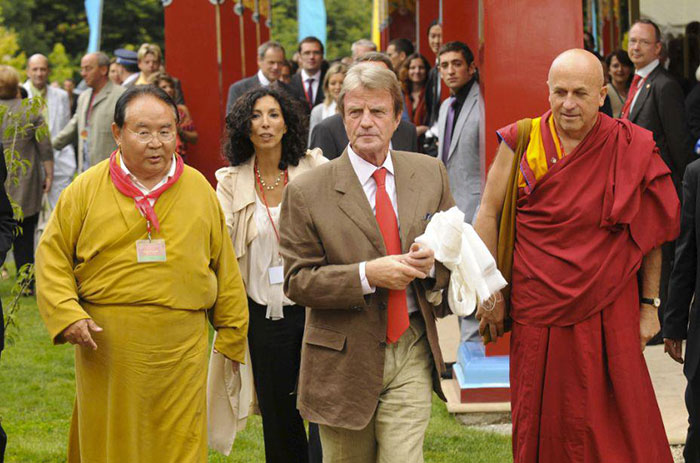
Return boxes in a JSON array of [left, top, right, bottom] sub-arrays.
[[298, 0, 327, 46], [84, 0, 104, 52]]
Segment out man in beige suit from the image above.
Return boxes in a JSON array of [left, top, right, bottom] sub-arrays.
[[279, 64, 455, 462], [53, 52, 126, 173]]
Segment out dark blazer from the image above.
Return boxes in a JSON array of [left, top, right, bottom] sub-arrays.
[[226, 75, 262, 115], [686, 83, 700, 142], [309, 113, 418, 160], [279, 150, 455, 430], [629, 65, 694, 191], [424, 66, 441, 126], [0, 143, 17, 355], [665, 159, 700, 380], [289, 71, 325, 109]]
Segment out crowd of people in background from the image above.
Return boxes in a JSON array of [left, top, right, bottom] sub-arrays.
[[3, 13, 700, 463]]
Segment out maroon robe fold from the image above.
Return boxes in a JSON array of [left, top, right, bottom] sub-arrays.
[[499, 113, 680, 463]]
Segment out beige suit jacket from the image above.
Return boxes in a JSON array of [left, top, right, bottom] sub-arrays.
[[52, 80, 126, 172], [279, 149, 455, 430]]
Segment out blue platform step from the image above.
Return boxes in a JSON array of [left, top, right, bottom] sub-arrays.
[[453, 341, 510, 403]]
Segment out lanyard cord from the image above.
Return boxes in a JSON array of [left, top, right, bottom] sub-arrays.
[[254, 160, 288, 244]]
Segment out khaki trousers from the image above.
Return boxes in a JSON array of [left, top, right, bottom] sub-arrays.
[[319, 315, 433, 463]]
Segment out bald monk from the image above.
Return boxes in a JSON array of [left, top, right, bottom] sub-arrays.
[[474, 49, 679, 462]]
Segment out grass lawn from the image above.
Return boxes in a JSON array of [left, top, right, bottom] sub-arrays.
[[0, 277, 512, 462]]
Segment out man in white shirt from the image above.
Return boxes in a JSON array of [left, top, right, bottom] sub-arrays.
[[23, 54, 76, 208], [289, 36, 325, 111], [226, 41, 287, 115], [280, 64, 455, 463]]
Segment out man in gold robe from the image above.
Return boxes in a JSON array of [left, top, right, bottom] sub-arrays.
[[36, 85, 248, 463]]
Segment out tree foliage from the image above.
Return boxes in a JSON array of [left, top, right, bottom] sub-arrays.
[[47, 43, 73, 84], [271, 0, 372, 61], [0, 9, 27, 75], [0, 0, 164, 80]]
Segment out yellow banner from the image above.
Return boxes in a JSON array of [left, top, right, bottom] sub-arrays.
[[242, 0, 269, 16]]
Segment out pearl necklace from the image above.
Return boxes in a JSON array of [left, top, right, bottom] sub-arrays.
[[255, 164, 284, 191]]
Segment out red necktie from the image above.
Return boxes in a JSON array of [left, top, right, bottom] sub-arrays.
[[305, 78, 315, 108], [620, 74, 642, 119], [372, 167, 409, 343]]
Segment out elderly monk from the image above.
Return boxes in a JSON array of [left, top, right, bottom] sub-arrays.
[[35, 85, 248, 463], [279, 64, 455, 462], [474, 49, 679, 462]]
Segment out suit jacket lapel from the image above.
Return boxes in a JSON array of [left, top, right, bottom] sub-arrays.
[[392, 151, 419, 252], [91, 82, 111, 109], [448, 85, 478, 160], [630, 66, 659, 122], [334, 150, 386, 255]]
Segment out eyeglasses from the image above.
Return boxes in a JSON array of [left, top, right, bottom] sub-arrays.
[[628, 38, 657, 47], [127, 128, 176, 144]]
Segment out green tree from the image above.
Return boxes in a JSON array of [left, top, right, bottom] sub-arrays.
[[48, 43, 73, 83], [0, 0, 163, 72], [325, 0, 372, 59], [0, 6, 27, 75], [271, 0, 372, 61]]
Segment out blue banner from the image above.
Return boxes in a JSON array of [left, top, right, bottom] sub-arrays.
[[84, 0, 104, 52], [298, 0, 327, 47]]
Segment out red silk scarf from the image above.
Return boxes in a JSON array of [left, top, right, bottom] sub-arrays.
[[108, 150, 184, 233]]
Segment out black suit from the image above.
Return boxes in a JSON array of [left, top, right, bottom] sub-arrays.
[[308, 114, 418, 160], [628, 64, 695, 337], [289, 71, 325, 110], [0, 143, 17, 463], [664, 159, 700, 463], [628, 65, 694, 191], [226, 75, 292, 116], [425, 66, 441, 126], [686, 83, 700, 142], [226, 75, 262, 115]]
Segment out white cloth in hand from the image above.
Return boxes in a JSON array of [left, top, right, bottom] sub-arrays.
[[415, 206, 507, 316]]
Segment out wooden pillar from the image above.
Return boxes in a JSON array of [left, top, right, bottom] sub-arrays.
[[416, 0, 440, 63], [480, 0, 582, 169], [164, 0, 268, 184], [480, 0, 581, 355], [441, 0, 583, 399]]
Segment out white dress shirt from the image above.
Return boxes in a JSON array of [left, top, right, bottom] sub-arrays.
[[257, 69, 271, 87], [300, 69, 322, 103], [247, 195, 293, 316], [347, 145, 422, 314], [628, 59, 659, 114], [119, 153, 177, 205], [122, 73, 139, 87]]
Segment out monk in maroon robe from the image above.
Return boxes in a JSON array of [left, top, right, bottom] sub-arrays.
[[474, 49, 679, 462]]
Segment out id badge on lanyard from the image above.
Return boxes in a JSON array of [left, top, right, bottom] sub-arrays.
[[136, 220, 166, 263]]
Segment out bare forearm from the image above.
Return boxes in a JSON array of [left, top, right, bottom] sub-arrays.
[[43, 160, 54, 179], [473, 212, 499, 260], [641, 246, 662, 298]]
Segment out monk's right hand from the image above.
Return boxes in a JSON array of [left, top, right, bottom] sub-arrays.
[[476, 292, 505, 343], [663, 338, 684, 364], [366, 255, 426, 290], [61, 319, 103, 350]]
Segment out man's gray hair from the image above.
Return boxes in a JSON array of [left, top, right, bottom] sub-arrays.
[[258, 40, 285, 59], [337, 63, 403, 119], [93, 52, 110, 68], [351, 39, 377, 55]]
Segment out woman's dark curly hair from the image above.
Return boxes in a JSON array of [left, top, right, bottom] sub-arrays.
[[223, 85, 308, 169]]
